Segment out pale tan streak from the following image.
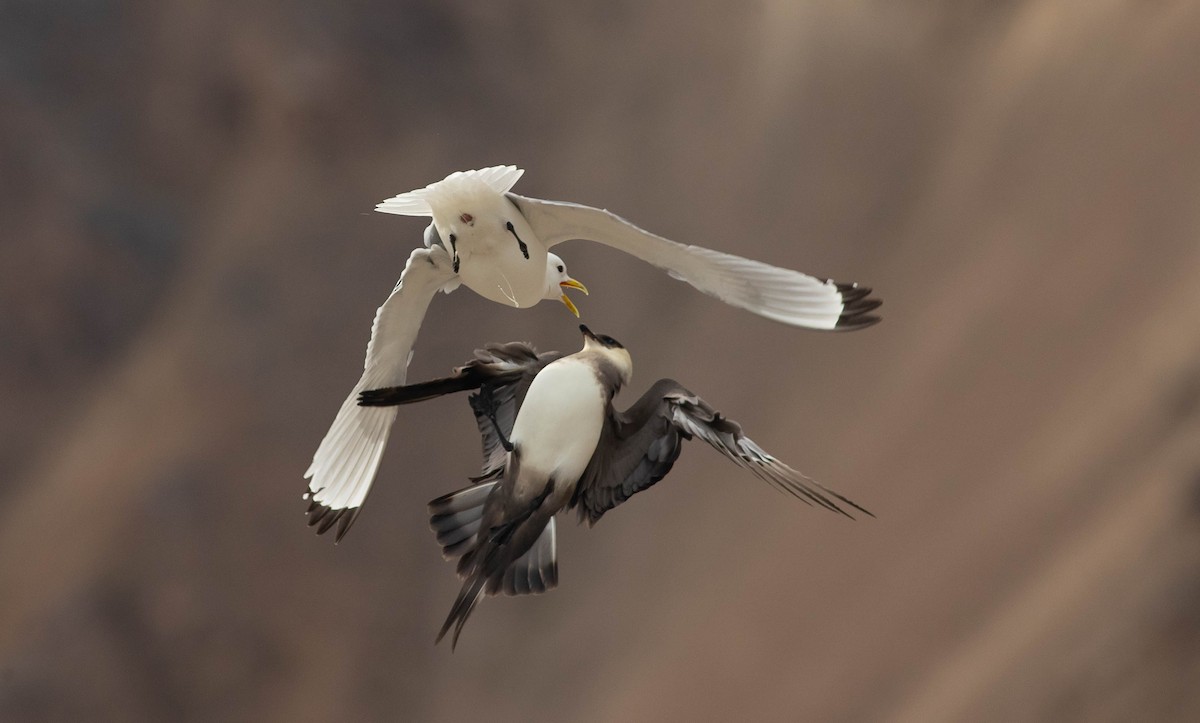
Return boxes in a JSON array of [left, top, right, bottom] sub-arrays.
[[0, 92, 306, 661], [891, 417, 1200, 723]]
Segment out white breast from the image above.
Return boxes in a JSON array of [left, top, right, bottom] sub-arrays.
[[510, 358, 606, 489], [453, 199, 549, 308]]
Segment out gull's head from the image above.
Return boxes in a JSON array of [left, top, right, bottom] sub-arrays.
[[579, 324, 632, 386], [545, 253, 588, 317]]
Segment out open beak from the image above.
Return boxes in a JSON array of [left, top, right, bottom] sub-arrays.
[[558, 278, 588, 318]]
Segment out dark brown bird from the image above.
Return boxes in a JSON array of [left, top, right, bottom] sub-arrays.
[[359, 325, 871, 648]]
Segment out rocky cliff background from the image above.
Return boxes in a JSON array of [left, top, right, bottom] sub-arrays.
[[3, 1, 1200, 721]]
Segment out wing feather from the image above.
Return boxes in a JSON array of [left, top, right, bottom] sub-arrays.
[[509, 193, 880, 330], [303, 246, 456, 541], [572, 379, 871, 523], [460, 345, 563, 476], [571, 379, 688, 525]]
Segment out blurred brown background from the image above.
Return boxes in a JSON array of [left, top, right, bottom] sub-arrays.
[[4, 1, 1200, 721]]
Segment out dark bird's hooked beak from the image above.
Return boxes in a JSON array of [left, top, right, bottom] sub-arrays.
[[579, 324, 597, 341]]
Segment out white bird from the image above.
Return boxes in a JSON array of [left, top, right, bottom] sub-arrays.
[[305, 166, 880, 541], [358, 326, 871, 648]]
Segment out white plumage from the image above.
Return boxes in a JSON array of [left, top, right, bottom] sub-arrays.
[[304, 166, 880, 541], [509, 358, 609, 493]]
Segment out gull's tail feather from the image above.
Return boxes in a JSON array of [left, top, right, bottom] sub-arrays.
[[376, 166, 524, 217], [374, 191, 434, 216]]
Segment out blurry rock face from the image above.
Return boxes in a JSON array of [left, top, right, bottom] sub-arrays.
[[3, 1, 1200, 721]]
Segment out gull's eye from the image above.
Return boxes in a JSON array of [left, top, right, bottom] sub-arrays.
[[556, 264, 564, 273]]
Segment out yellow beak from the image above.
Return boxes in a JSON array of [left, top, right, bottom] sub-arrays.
[[559, 278, 588, 318]]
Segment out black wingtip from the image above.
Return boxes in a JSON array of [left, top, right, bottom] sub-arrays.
[[305, 498, 361, 543], [836, 283, 873, 304], [835, 314, 882, 331], [831, 283, 883, 330]]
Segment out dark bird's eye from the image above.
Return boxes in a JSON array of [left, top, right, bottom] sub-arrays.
[[557, 264, 564, 273], [600, 335, 614, 344]]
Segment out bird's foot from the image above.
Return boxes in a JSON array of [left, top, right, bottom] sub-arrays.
[[470, 389, 515, 452], [505, 221, 530, 260]]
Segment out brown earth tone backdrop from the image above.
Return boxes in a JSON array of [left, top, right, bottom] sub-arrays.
[[3, 1, 1200, 721]]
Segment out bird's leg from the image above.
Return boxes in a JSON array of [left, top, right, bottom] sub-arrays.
[[504, 222, 530, 260], [487, 479, 554, 546], [448, 233, 460, 273], [470, 387, 514, 452]]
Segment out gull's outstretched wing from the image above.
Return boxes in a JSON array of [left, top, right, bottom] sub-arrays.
[[304, 246, 456, 542], [572, 379, 872, 525], [508, 194, 881, 330]]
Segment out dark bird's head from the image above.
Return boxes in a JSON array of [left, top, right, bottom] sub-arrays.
[[579, 325, 632, 386], [579, 325, 624, 349]]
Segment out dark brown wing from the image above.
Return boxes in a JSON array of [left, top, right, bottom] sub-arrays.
[[569, 380, 686, 525], [571, 379, 872, 525], [461, 345, 564, 476]]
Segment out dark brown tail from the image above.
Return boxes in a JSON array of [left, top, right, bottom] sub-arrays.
[[436, 574, 487, 650]]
